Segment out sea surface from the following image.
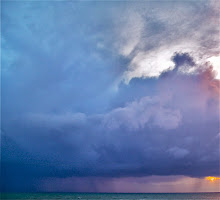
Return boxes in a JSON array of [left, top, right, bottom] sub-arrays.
[[1, 193, 220, 200]]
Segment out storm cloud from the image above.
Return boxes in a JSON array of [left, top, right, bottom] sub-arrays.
[[1, 0, 220, 192]]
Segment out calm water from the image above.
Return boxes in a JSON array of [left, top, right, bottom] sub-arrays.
[[1, 193, 220, 200]]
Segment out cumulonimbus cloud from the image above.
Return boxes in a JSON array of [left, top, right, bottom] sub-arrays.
[[1, 0, 220, 193]]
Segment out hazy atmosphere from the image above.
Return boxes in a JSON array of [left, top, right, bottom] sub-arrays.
[[1, 0, 220, 193]]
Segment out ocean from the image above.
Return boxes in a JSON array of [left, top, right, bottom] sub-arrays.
[[1, 193, 220, 200]]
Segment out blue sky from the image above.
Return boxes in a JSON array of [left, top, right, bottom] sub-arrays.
[[1, 0, 220, 192]]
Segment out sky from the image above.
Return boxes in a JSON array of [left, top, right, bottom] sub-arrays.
[[1, 0, 220, 193]]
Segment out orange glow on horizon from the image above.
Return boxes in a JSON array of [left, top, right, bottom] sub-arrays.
[[205, 176, 220, 182]]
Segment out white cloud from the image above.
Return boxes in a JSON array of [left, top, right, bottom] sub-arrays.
[[207, 56, 220, 79], [168, 147, 189, 159], [102, 96, 181, 131], [215, 132, 220, 138], [112, 1, 220, 84], [122, 42, 199, 83], [115, 10, 143, 57]]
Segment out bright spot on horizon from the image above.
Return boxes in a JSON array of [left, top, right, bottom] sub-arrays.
[[207, 56, 220, 80], [205, 176, 220, 182]]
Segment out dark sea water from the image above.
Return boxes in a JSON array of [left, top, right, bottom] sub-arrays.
[[1, 193, 220, 200]]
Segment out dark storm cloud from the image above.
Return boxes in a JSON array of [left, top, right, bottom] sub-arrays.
[[1, 0, 219, 192], [2, 60, 219, 191], [172, 53, 195, 67]]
